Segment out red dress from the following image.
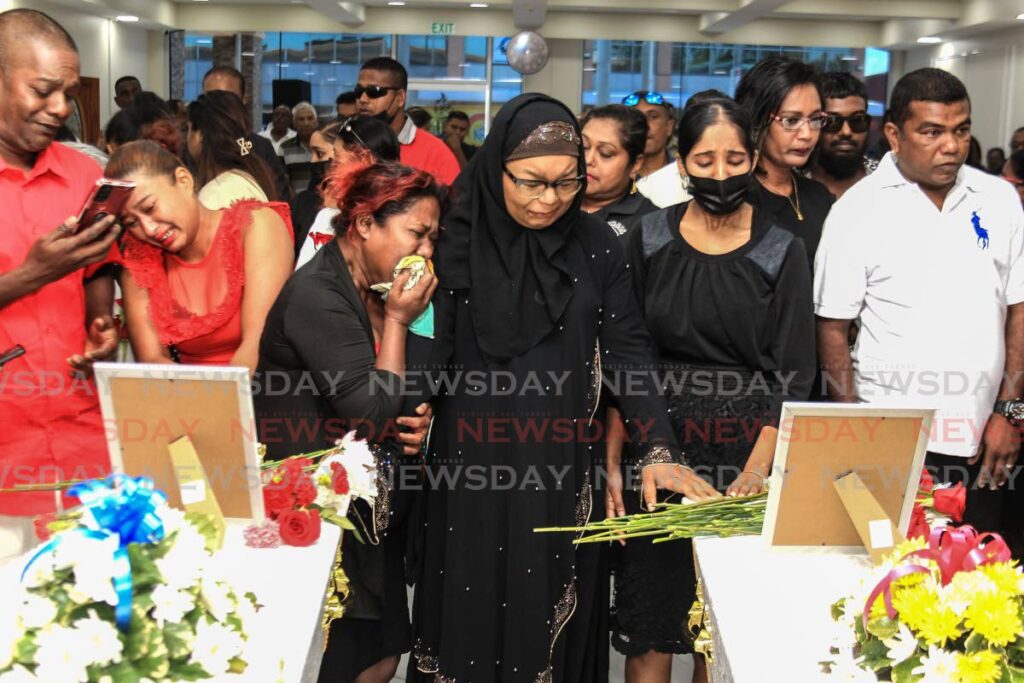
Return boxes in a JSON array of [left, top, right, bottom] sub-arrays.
[[122, 200, 292, 365]]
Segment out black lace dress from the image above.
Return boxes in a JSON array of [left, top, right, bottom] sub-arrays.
[[611, 199, 816, 656]]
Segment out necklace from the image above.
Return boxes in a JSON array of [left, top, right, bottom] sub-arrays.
[[786, 174, 804, 221]]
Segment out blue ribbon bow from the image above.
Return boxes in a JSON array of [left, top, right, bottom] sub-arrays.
[[21, 475, 167, 631]]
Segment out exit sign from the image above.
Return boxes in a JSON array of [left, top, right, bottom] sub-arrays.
[[431, 22, 455, 35]]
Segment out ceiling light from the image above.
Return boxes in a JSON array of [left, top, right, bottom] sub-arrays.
[[840, 55, 857, 61], [470, 3, 488, 7], [196, 39, 212, 44], [917, 36, 941, 44], [712, 69, 727, 75], [115, 15, 138, 22], [388, 2, 406, 5], [304, 71, 315, 75], [1017, 12, 1024, 20], [330, 59, 342, 64]]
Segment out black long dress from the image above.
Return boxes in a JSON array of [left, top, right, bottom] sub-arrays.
[[752, 172, 834, 271], [254, 240, 426, 681], [611, 198, 816, 656]]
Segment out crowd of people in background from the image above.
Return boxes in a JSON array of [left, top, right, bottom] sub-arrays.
[[4, 6, 1024, 683]]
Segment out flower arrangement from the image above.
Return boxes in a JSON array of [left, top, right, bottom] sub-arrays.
[[909, 470, 966, 540], [0, 476, 260, 683], [249, 432, 378, 548], [825, 527, 1021, 683], [535, 492, 767, 543]]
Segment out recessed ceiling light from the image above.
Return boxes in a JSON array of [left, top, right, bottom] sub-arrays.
[[840, 55, 857, 61], [1017, 12, 1024, 20], [388, 1, 406, 5], [330, 59, 342, 64], [470, 3, 488, 7], [115, 15, 139, 22], [917, 36, 941, 44]]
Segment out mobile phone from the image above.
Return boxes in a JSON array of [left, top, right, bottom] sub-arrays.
[[76, 179, 136, 232]]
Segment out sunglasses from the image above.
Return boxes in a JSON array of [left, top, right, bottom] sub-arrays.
[[622, 92, 665, 107], [821, 112, 872, 134], [338, 117, 369, 149], [354, 85, 399, 100]]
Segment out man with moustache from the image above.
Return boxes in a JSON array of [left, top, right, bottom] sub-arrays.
[[809, 72, 878, 198], [355, 57, 459, 185], [816, 68, 1024, 544]]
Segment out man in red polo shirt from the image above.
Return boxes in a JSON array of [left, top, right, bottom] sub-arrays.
[[0, 9, 121, 556], [356, 57, 461, 185]]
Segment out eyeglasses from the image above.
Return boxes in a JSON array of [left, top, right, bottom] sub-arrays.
[[353, 85, 399, 99], [503, 166, 584, 200], [622, 92, 665, 107], [772, 113, 831, 132], [821, 112, 873, 134], [338, 117, 369, 150]]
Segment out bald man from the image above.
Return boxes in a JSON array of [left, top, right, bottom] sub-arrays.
[[0, 8, 120, 555]]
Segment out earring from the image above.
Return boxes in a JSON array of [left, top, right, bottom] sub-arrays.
[[630, 176, 638, 194], [681, 175, 690, 191]]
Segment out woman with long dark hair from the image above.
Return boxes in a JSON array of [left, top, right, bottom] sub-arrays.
[[580, 104, 657, 240], [735, 56, 834, 270], [410, 92, 718, 683], [255, 160, 439, 683], [186, 90, 279, 208], [609, 97, 815, 682]]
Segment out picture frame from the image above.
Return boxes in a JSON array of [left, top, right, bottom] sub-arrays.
[[761, 402, 935, 552], [93, 363, 264, 521]]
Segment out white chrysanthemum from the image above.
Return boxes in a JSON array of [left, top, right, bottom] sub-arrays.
[[912, 646, 960, 682], [199, 577, 233, 624], [882, 623, 919, 666], [66, 537, 120, 606], [190, 618, 244, 676], [155, 505, 187, 534], [32, 624, 90, 683], [313, 483, 350, 517], [17, 593, 57, 630], [73, 611, 123, 666], [0, 599, 22, 669], [20, 553, 55, 589], [156, 523, 208, 591], [944, 571, 997, 616], [0, 665, 39, 682], [332, 432, 378, 501], [151, 584, 194, 625]]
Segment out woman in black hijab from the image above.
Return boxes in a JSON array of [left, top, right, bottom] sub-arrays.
[[409, 93, 718, 682]]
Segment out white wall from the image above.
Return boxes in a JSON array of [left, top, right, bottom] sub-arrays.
[[900, 25, 1024, 154], [5, 0, 155, 131], [521, 38, 584, 113]]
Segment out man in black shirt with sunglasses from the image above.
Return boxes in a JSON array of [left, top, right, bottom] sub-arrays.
[[810, 72, 878, 198]]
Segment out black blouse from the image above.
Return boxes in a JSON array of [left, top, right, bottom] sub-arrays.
[[591, 191, 659, 241], [752, 173, 834, 271], [627, 200, 816, 414]]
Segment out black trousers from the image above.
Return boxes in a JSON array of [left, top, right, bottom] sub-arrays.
[[924, 451, 1024, 557]]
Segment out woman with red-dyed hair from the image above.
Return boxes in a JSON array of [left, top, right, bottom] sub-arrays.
[[254, 160, 441, 682]]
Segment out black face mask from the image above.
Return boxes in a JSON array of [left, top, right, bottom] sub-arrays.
[[687, 172, 752, 215], [308, 160, 329, 189], [373, 109, 396, 126]]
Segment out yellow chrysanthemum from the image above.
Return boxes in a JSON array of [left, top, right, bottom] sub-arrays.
[[945, 572, 998, 616], [977, 563, 1024, 598], [894, 581, 962, 646], [964, 590, 1023, 647], [956, 649, 1002, 683], [883, 538, 930, 567]]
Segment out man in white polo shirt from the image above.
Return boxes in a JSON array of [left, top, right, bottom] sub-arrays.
[[815, 68, 1024, 535]]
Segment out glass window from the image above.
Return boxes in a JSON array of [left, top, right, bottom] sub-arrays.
[[183, 35, 213, 102]]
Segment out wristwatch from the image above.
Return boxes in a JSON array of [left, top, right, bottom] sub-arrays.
[[993, 399, 1024, 425]]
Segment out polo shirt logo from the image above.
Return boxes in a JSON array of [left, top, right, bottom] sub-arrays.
[[607, 220, 627, 237], [972, 210, 989, 250]]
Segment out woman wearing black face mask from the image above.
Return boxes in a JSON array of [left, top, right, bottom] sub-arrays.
[[608, 98, 815, 683]]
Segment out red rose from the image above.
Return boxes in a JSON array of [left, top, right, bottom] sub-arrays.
[[908, 505, 929, 540], [33, 513, 57, 541], [282, 458, 313, 486], [933, 483, 966, 522], [330, 462, 350, 496], [263, 482, 294, 518], [294, 475, 317, 508], [278, 509, 322, 546], [919, 468, 935, 494]]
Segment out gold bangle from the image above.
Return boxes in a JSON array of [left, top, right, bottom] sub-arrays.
[[741, 470, 766, 482]]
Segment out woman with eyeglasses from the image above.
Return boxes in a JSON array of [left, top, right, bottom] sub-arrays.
[[293, 116, 401, 268], [609, 97, 814, 683], [410, 93, 717, 683], [580, 104, 657, 239], [735, 56, 835, 271]]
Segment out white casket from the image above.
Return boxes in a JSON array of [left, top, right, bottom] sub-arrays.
[[692, 536, 873, 683]]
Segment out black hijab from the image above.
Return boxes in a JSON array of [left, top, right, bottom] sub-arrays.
[[436, 93, 586, 363]]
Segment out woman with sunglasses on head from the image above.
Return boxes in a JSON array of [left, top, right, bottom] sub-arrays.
[[580, 104, 657, 239], [609, 97, 815, 683], [735, 56, 834, 271], [410, 93, 718, 683], [293, 117, 401, 267]]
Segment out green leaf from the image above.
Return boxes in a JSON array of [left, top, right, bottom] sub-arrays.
[[127, 543, 162, 588], [831, 599, 846, 623], [104, 659, 144, 683], [891, 653, 923, 683], [163, 621, 194, 660], [13, 635, 38, 665], [866, 616, 900, 641], [965, 631, 989, 654], [185, 513, 220, 553], [132, 626, 169, 679], [228, 656, 248, 674], [861, 637, 892, 672], [1008, 663, 1024, 683], [166, 660, 210, 681]]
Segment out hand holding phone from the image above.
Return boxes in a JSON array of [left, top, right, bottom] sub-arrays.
[[77, 178, 135, 231]]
